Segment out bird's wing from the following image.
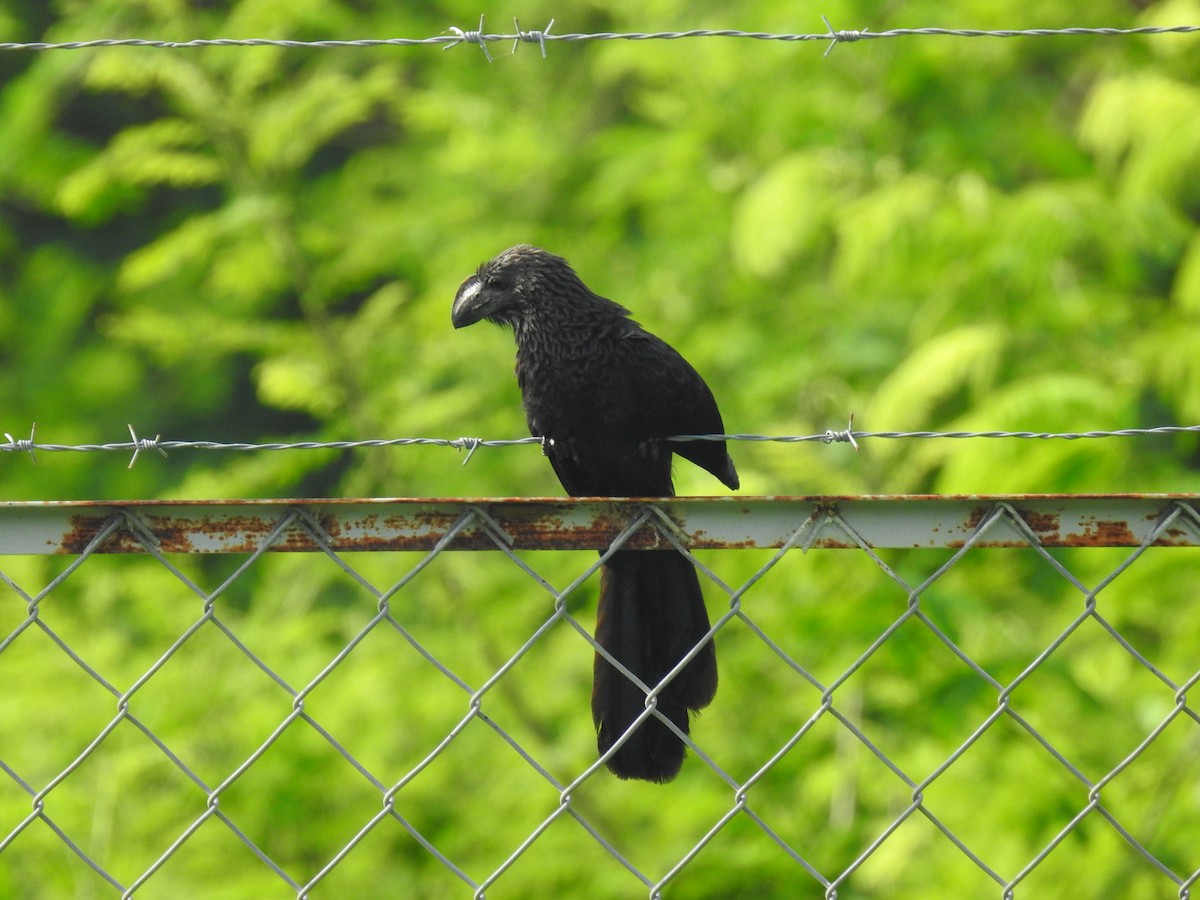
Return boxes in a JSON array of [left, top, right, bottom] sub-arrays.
[[615, 330, 739, 490]]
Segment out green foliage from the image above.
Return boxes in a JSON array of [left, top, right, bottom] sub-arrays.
[[1, 0, 1199, 897]]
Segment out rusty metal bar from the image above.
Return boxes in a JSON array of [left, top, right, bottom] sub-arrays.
[[0, 496, 1196, 555]]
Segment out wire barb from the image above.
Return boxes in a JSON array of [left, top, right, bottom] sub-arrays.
[[3, 423, 37, 464], [446, 14, 492, 61], [821, 15, 872, 57], [512, 17, 554, 57], [126, 424, 169, 469], [454, 436, 483, 465], [823, 413, 860, 451]]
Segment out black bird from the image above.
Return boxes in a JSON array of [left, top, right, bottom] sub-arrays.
[[452, 245, 738, 782]]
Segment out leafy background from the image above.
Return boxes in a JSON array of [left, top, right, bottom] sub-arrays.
[[1, 0, 1199, 897]]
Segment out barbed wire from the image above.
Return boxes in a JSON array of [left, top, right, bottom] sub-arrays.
[[3, 422, 1199, 469], [1, 17, 1198, 60]]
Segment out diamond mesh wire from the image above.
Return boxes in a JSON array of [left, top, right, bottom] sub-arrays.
[[1, 499, 1197, 898]]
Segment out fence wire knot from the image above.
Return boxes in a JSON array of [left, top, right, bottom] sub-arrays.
[[822, 15, 871, 57], [126, 424, 168, 468], [4, 423, 37, 463], [446, 14, 492, 61], [512, 17, 554, 57], [453, 436, 484, 465], [822, 413, 860, 451]]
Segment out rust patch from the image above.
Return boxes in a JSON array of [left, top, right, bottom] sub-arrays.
[[1015, 510, 1061, 546], [693, 531, 759, 550], [166, 514, 247, 553], [140, 516, 198, 553], [810, 537, 858, 549], [154, 513, 314, 553], [1020, 511, 1061, 535], [493, 502, 578, 548], [61, 512, 124, 555], [1157, 526, 1195, 547], [44, 497, 1198, 555], [965, 506, 989, 531], [1066, 519, 1138, 547]]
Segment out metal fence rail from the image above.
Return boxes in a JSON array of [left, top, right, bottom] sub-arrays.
[[1, 496, 1198, 898]]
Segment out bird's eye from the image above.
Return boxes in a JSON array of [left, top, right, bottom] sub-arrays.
[[485, 273, 508, 290]]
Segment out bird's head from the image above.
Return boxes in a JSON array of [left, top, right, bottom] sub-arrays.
[[451, 244, 576, 329]]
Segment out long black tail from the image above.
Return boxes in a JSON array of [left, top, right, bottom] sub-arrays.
[[592, 549, 718, 782]]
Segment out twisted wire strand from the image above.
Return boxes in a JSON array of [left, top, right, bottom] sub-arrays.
[[3, 424, 1198, 467], [1, 23, 1197, 54]]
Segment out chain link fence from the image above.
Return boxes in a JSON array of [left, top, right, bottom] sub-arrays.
[[1, 496, 1198, 898]]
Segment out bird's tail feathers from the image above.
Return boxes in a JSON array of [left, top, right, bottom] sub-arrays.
[[592, 550, 717, 782]]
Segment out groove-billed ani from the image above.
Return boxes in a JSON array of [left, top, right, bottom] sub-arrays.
[[451, 245, 738, 783]]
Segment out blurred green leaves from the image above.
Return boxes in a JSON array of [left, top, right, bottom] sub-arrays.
[[1, 0, 1199, 896]]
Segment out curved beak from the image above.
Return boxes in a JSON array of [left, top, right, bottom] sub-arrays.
[[451, 277, 486, 328]]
